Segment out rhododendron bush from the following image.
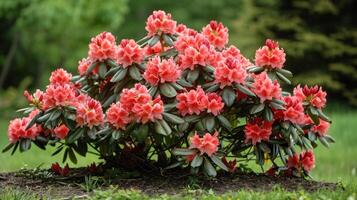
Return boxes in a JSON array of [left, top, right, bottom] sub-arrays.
[[3, 10, 335, 178]]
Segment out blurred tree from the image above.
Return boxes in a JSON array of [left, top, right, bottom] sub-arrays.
[[0, 0, 128, 90], [236, 0, 357, 105]]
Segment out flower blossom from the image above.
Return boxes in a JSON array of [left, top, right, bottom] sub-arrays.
[[49, 68, 72, 85], [78, 58, 98, 76], [119, 84, 164, 124], [53, 124, 69, 139], [76, 98, 104, 128], [293, 85, 327, 109], [282, 96, 305, 124], [311, 119, 330, 137], [116, 39, 144, 68], [222, 45, 252, 68], [145, 10, 177, 36], [42, 84, 76, 109], [88, 32, 117, 61], [244, 118, 272, 145], [202, 20, 229, 49], [143, 56, 181, 86], [106, 102, 131, 130], [288, 150, 315, 173], [189, 131, 219, 156], [176, 86, 209, 116], [252, 72, 282, 103], [214, 57, 247, 88], [206, 93, 224, 116], [8, 110, 42, 143], [255, 39, 286, 69]]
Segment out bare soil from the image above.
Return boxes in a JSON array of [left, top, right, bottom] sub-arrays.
[[0, 168, 338, 199]]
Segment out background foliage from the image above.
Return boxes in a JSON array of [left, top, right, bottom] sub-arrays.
[[1, 0, 356, 107]]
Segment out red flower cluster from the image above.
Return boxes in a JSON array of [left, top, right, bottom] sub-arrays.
[[107, 84, 164, 127], [145, 10, 177, 36], [244, 118, 272, 145], [8, 110, 42, 143], [202, 20, 229, 49], [51, 162, 70, 176], [176, 86, 224, 116], [294, 85, 327, 109], [255, 39, 286, 69], [53, 124, 69, 139], [116, 39, 144, 67], [143, 56, 181, 86], [76, 97, 104, 128], [222, 45, 252, 68], [189, 131, 219, 156], [214, 57, 247, 88], [282, 96, 305, 124], [312, 119, 330, 137], [287, 150, 315, 173], [88, 32, 117, 61], [252, 72, 282, 103]]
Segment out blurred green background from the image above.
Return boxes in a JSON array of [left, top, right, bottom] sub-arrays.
[[0, 0, 356, 184]]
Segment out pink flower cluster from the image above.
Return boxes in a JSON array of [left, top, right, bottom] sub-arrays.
[[53, 124, 70, 139], [293, 85, 327, 109], [255, 39, 286, 69], [88, 32, 117, 61], [143, 56, 181, 86], [288, 150, 315, 173], [244, 118, 272, 145], [106, 84, 164, 128], [176, 33, 222, 70], [145, 10, 177, 36], [252, 72, 282, 103], [116, 39, 144, 68], [201, 20, 229, 49], [282, 96, 305, 124], [222, 45, 252, 68], [214, 57, 247, 88], [189, 131, 219, 156], [176, 86, 224, 116], [76, 97, 104, 128], [8, 110, 42, 143]]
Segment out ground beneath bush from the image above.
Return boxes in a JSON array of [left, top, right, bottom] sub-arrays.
[[0, 168, 338, 199]]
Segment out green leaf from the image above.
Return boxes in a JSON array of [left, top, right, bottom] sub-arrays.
[[185, 115, 201, 123], [68, 147, 78, 164], [324, 135, 335, 143], [98, 63, 107, 79], [148, 86, 158, 97], [205, 84, 220, 92], [74, 140, 88, 157], [102, 95, 117, 108], [155, 120, 168, 136], [110, 68, 128, 82], [112, 130, 122, 140], [217, 115, 231, 130], [51, 146, 64, 156], [276, 68, 293, 77], [67, 129, 83, 144], [163, 113, 185, 124], [210, 155, 228, 171], [187, 69, 200, 83], [276, 72, 291, 84], [202, 116, 215, 132], [170, 82, 184, 90], [177, 78, 193, 87], [26, 113, 40, 130], [317, 109, 331, 122], [247, 66, 264, 73], [106, 59, 119, 68], [258, 143, 271, 153], [49, 110, 62, 121], [204, 157, 217, 177], [270, 101, 285, 110], [172, 148, 195, 156], [148, 35, 160, 47], [191, 154, 203, 167], [318, 136, 330, 148], [159, 83, 177, 98], [2, 143, 14, 153], [178, 122, 189, 132], [236, 84, 256, 97], [163, 34, 174, 46], [62, 148, 68, 163], [20, 139, 31, 152], [222, 87, 235, 107], [85, 62, 98, 75], [36, 113, 51, 123], [129, 66, 142, 80], [159, 120, 172, 135], [263, 108, 274, 121], [250, 104, 265, 114], [132, 125, 148, 143]]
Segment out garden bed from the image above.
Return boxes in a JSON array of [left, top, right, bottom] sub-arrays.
[[0, 168, 338, 199]]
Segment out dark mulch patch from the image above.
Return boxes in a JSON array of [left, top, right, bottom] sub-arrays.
[[0, 168, 338, 199]]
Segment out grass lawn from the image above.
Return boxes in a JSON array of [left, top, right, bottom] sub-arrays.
[[1, 108, 357, 199]]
